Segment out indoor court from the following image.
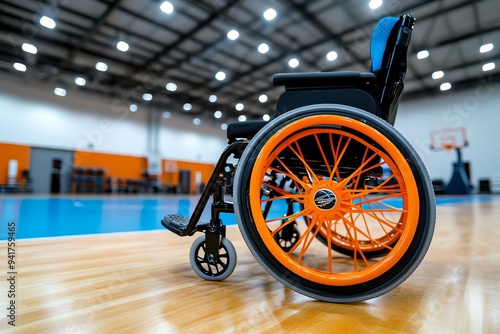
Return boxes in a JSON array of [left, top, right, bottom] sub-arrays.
[[1, 0, 500, 333], [0, 194, 499, 333]]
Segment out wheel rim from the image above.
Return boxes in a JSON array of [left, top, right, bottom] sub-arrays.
[[193, 239, 231, 277], [248, 115, 419, 286]]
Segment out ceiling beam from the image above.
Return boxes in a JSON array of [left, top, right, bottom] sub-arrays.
[[139, 0, 242, 71], [60, 0, 122, 67]]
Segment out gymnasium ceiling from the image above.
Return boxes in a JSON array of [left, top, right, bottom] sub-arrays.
[[0, 0, 499, 128]]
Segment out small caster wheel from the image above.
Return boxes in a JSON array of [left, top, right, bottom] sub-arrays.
[[189, 235, 237, 281], [273, 222, 300, 252]]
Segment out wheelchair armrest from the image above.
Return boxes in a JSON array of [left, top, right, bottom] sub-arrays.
[[272, 71, 377, 88], [227, 120, 268, 141]]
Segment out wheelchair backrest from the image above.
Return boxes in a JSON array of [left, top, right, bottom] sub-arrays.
[[371, 13, 415, 125]]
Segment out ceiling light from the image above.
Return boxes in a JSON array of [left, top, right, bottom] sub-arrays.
[[162, 111, 171, 118], [166, 82, 177, 91], [238, 115, 246, 122], [480, 43, 493, 53], [235, 103, 244, 111], [440, 82, 452, 91], [288, 58, 299, 68], [263, 8, 277, 21], [54, 87, 66, 97], [258, 43, 269, 54], [214, 110, 222, 118], [227, 29, 239, 40], [417, 50, 429, 59], [117, 41, 129, 52], [193, 118, 201, 125], [74, 77, 86, 86], [431, 71, 444, 79], [326, 51, 337, 61], [209, 95, 217, 102], [482, 62, 495, 72], [369, 0, 383, 9], [21, 43, 37, 54], [259, 94, 268, 103], [13, 63, 27, 72], [263, 114, 270, 121], [129, 104, 138, 112], [221, 123, 228, 131], [183, 103, 192, 111], [95, 62, 108, 71], [215, 71, 226, 81], [39, 16, 56, 29], [160, 1, 174, 14], [142, 93, 153, 101]]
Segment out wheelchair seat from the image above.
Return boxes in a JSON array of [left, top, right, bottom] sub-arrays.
[[227, 14, 414, 142]]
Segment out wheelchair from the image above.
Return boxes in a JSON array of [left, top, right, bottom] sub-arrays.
[[161, 13, 436, 303]]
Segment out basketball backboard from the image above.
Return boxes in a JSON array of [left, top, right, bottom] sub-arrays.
[[430, 127, 468, 151]]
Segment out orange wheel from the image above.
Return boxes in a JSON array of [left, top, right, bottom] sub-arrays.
[[234, 104, 435, 302]]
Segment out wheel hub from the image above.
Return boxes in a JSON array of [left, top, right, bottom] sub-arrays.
[[313, 189, 337, 210], [304, 181, 346, 220]]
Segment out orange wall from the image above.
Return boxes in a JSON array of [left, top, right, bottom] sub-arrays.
[[0, 142, 215, 192], [0, 143, 31, 184], [74, 150, 148, 179], [162, 160, 214, 194]]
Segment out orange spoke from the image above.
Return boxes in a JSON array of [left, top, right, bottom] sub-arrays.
[[341, 207, 403, 234], [363, 196, 394, 237], [268, 208, 311, 229], [376, 210, 400, 235], [286, 212, 319, 255], [341, 216, 370, 269], [352, 147, 370, 189], [314, 134, 332, 176], [329, 135, 352, 181], [355, 174, 401, 196], [349, 194, 406, 213], [297, 220, 321, 264], [288, 141, 321, 183], [260, 193, 304, 203], [338, 213, 396, 251], [338, 152, 379, 188], [268, 164, 310, 192], [349, 207, 406, 213], [326, 220, 333, 273], [329, 134, 342, 182], [346, 191, 407, 203], [261, 182, 305, 203], [358, 207, 376, 243]]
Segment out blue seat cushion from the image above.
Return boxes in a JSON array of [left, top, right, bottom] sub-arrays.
[[371, 17, 399, 72]]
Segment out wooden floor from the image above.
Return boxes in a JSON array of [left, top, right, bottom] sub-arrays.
[[2, 198, 500, 333]]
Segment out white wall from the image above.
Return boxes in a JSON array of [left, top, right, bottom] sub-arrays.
[[0, 75, 227, 163], [396, 77, 500, 185], [158, 117, 229, 162], [1, 74, 499, 183]]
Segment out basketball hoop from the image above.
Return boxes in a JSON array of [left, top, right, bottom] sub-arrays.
[[442, 143, 455, 151], [430, 127, 470, 194], [430, 127, 467, 151]]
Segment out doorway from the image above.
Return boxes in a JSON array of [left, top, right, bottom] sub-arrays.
[[29, 147, 74, 194]]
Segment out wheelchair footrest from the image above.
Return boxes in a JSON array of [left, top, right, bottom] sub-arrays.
[[162, 214, 191, 236]]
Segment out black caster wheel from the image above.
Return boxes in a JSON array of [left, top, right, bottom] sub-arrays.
[[273, 221, 300, 252], [189, 235, 237, 281]]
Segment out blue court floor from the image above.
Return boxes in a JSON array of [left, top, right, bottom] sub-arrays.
[[0, 194, 498, 240]]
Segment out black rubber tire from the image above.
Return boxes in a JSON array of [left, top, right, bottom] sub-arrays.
[[233, 104, 435, 303]]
